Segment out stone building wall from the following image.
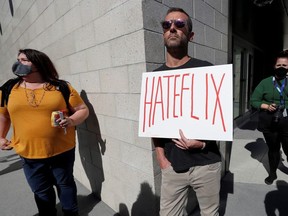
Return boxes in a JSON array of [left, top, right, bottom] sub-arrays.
[[0, 0, 229, 214]]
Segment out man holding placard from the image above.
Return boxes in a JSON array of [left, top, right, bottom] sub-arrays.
[[153, 8, 222, 216]]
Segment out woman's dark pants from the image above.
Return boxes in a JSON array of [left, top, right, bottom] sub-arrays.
[[263, 118, 288, 175], [21, 148, 78, 216]]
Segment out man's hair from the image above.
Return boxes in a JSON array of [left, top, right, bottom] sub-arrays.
[[18, 49, 59, 82], [166, 7, 193, 33]]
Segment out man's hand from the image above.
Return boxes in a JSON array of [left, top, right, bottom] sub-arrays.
[[153, 138, 171, 169], [172, 129, 205, 150]]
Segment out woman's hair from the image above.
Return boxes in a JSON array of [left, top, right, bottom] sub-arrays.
[[276, 49, 288, 59], [273, 50, 288, 66], [18, 49, 59, 82], [166, 7, 193, 33]]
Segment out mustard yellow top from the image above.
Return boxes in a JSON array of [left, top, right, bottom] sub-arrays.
[[0, 83, 84, 159]]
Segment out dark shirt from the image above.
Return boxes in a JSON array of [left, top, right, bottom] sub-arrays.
[[153, 58, 221, 172]]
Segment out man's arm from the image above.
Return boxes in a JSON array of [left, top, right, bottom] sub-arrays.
[[152, 138, 171, 169]]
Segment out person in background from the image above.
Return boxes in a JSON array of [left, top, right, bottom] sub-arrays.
[[0, 49, 89, 216], [250, 50, 288, 185], [152, 8, 222, 216]]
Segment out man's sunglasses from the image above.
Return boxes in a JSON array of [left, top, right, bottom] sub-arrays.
[[161, 19, 186, 30]]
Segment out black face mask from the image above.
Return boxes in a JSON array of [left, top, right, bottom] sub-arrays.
[[12, 61, 32, 77], [274, 67, 288, 80]]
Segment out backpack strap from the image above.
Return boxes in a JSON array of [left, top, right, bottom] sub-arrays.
[[0, 78, 73, 114], [56, 80, 73, 114], [0, 78, 21, 107]]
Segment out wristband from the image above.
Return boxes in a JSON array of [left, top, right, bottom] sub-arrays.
[[201, 142, 206, 150]]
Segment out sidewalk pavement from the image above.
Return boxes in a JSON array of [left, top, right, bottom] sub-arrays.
[[220, 114, 288, 216], [1, 114, 288, 216], [0, 150, 116, 216]]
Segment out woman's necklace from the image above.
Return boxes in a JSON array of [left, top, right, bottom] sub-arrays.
[[24, 81, 47, 107]]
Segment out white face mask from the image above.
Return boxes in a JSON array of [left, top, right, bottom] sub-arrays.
[[12, 61, 32, 77]]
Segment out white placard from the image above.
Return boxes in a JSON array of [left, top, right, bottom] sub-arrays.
[[138, 64, 233, 141]]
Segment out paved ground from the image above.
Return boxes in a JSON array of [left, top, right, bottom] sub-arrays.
[[0, 149, 116, 216], [220, 114, 288, 216], [1, 114, 288, 215]]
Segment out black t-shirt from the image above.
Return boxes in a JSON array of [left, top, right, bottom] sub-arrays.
[[153, 58, 221, 172]]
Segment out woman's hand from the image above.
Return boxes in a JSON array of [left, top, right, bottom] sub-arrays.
[[58, 117, 74, 128], [56, 103, 89, 129], [266, 103, 277, 112], [0, 138, 12, 150]]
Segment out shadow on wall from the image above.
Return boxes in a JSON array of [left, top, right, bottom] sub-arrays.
[[114, 182, 160, 216], [264, 180, 288, 216], [77, 90, 106, 200]]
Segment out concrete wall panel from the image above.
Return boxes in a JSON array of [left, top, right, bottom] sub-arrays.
[[0, 0, 229, 215]]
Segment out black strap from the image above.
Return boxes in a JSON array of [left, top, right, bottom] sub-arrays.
[[0, 78, 21, 107], [1, 78, 72, 114], [58, 81, 73, 114]]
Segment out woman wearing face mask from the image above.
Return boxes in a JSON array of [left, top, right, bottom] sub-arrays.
[[250, 50, 288, 185], [0, 49, 89, 216]]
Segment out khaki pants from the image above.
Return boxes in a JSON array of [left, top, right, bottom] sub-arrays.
[[160, 162, 221, 216]]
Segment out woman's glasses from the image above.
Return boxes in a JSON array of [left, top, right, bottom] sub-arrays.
[[161, 19, 186, 30]]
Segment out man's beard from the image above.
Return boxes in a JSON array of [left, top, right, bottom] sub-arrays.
[[164, 35, 189, 50]]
